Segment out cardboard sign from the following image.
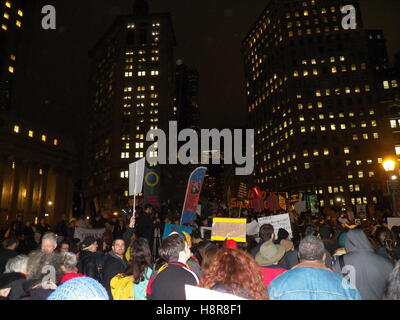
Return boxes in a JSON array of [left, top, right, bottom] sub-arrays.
[[74, 227, 105, 242], [162, 224, 193, 240], [258, 214, 293, 238], [185, 285, 247, 301], [211, 218, 247, 243], [388, 217, 400, 231]]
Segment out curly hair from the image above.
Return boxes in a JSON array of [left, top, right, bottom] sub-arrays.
[[200, 248, 268, 300]]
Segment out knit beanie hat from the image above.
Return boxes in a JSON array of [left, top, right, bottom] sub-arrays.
[[47, 277, 109, 300]]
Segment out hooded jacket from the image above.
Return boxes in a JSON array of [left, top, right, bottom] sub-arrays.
[[332, 229, 394, 300]]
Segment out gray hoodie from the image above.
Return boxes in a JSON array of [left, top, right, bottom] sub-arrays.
[[332, 229, 394, 300]]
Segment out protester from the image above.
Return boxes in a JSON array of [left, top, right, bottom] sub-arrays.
[[332, 229, 394, 300], [0, 272, 25, 300], [382, 260, 400, 300], [36, 218, 51, 235], [201, 248, 267, 300], [1, 255, 28, 300], [111, 239, 153, 300], [47, 277, 109, 300], [58, 240, 70, 254], [374, 227, 395, 261], [268, 236, 362, 300], [21, 251, 63, 300], [255, 240, 287, 288], [135, 204, 155, 244], [60, 252, 85, 284], [199, 243, 219, 275], [0, 236, 19, 274], [148, 234, 199, 300], [41, 232, 58, 254], [101, 239, 127, 298], [77, 236, 100, 281]]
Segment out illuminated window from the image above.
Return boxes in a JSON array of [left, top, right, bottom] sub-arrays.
[[313, 69, 318, 75], [28, 130, 33, 137], [324, 149, 329, 155], [8, 66, 14, 73], [392, 80, 399, 88], [39, 169, 43, 175], [13, 125, 19, 133], [363, 133, 368, 140], [5, 1, 11, 8], [358, 171, 364, 178], [369, 171, 375, 178], [351, 64, 357, 71], [344, 147, 350, 154], [4, 12, 9, 19], [345, 87, 351, 94], [340, 124, 346, 130], [330, 124, 336, 131], [42, 135, 47, 142], [320, 125, 326, 131], [294, 71, 299, 77], [361, 121, 366, 128], [396, 146, 400, 156], [356, 160, 362, 166], [303, 150, 309, 157], [299, 115, 305, 121], [348, 172, 353, 179], [365, 85, 371, 92], [1, 24, 7, 31], [331, 66, 337, 73], [383, 81, 390, 89], [390, 120, 397, 128], [316, 90, 321, 97], [300, 127, 306, 133], [317, 102, 323, 108], [325, 89, 331, 96], [373, 132, 379, 139], [305, 163, 310, 169], [120, 171, 129, 178], [16, 20, 21, 27], [346, 160, 351, 166], [17, 9, 23, 17], [138, 71, 146, 76], [352, 134, 358, 141], [319, 114, 324, 120], [53, 139, 58, 146], [151, 70, 159, 76], [313, 150, 319, 156]]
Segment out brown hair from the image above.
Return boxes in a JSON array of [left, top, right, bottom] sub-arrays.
[[158, 234, 185, 262], [201, 248, 268, 300], [200, 245, 219, 275]]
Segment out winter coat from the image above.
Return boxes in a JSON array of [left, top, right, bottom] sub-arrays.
[[77, 251, 100, 281], [332, 229, 394, 300], [101, 252, 127, 299]]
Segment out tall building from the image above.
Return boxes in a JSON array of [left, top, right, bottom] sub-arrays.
[[242, 0, 396, 208], [84, 0, 177, 213], [174, 62, 200, 132], [0, 0, 29, 112]]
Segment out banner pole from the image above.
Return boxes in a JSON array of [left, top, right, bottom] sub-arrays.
[[239, 202, 242, 218]]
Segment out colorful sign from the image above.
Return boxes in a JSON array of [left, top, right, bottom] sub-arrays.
[[162, 224, 193, 240], [180, 167, 207, 225], [143, 167, 160, 208], [211, 217, 247, 243]]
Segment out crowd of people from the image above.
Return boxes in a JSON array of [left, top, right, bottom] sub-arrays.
[[0, 203, 400, 300]]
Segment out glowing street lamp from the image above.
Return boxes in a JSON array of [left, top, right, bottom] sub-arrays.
[[382, 159, 395, 172]]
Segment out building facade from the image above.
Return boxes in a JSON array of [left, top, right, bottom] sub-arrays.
[[84, 0, 177, 213], [0, 114, 77, 226], [242, 0, 396, 208]]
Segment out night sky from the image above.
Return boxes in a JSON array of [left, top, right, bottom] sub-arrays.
[[14, 0, 400, 138]]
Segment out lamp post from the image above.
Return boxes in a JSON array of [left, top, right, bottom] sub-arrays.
[[382, 159, 398, 217]]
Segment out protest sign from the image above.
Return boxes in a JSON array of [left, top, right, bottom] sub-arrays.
[[211, 218, 247, 243], [185, 285, 247, 301], [388, 217, 400, 231], [74, 227, 105, 242], [246, 220, 259, 236], [258, 213, 292, 238], [162, 224, 193, 240], [181, 167, 207, 225], [129, 158, 145, 196]]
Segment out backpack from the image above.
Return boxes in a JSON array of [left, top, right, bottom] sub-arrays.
[[110, 274, 134, 300]]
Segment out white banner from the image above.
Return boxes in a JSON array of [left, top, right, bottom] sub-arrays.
[[258, 213, 293, 238], [185, 285, 247, 300], [246, 220, 260, 236], [73, 227, 105, 242], [129, 158, 146, 196]]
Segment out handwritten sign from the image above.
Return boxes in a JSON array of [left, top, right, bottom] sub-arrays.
[[211, 218, 247, 243], [258, 214, 292, 238]]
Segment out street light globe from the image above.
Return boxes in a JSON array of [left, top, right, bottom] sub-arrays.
[[47, 201, 53, 206], [336, 197, 341, 202], [391, 175, 398, 180], [382, 159, 396, 172]]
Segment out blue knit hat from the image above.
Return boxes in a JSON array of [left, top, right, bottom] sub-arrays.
[[47, 277, 109, 300]]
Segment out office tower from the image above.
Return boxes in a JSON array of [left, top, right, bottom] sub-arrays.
[[84, 0, 177, 212], [242, 0, 396, 207]]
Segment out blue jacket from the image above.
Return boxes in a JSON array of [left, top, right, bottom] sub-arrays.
[[268, 267, 362, 300]]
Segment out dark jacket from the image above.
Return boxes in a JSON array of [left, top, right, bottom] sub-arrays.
[[148, 262, 199, 300], [19, 279, 54, 300], [332, 229, 394, 300], [0, 272, 28, 300], [0, 248, 18, 274], [77, 251, 100, 281], [101, 252, 127, 299], [135, 213, 154, 243]]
